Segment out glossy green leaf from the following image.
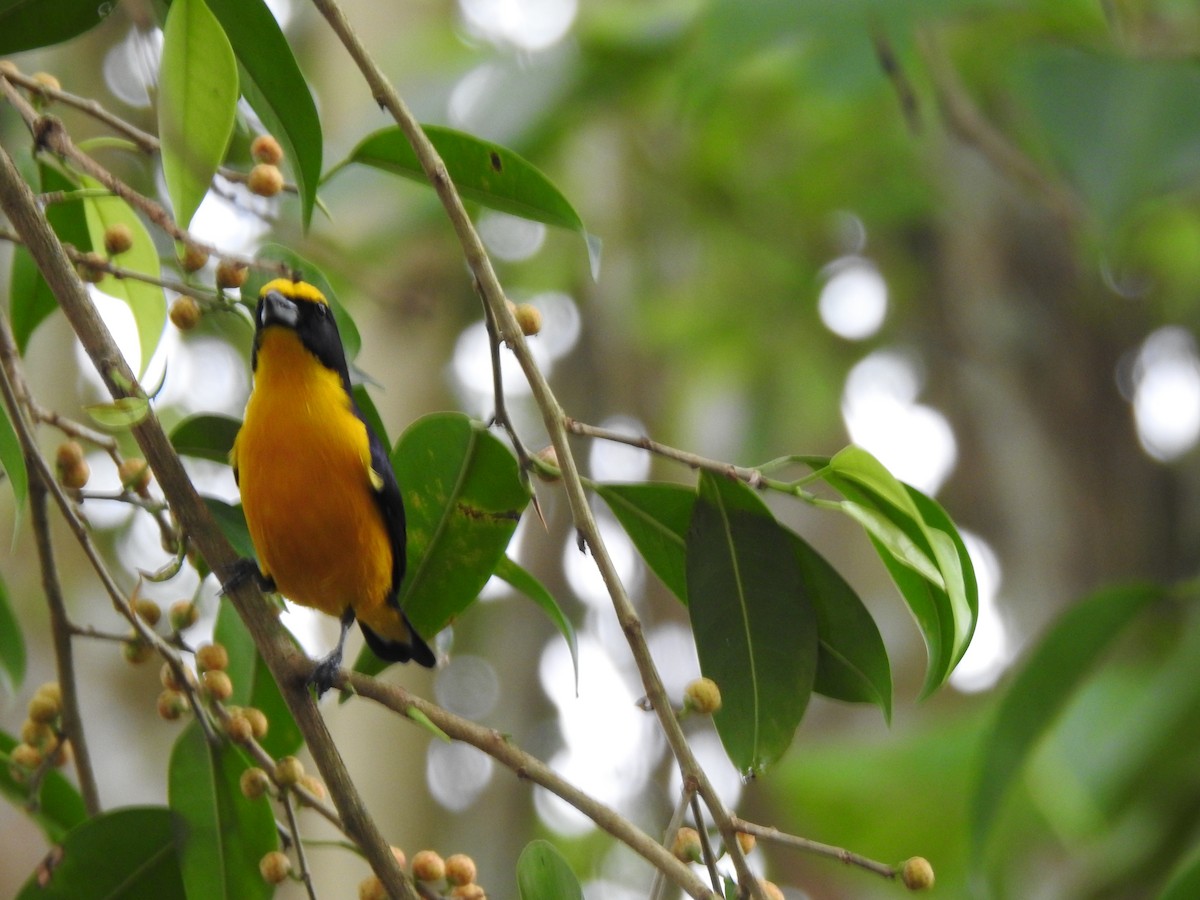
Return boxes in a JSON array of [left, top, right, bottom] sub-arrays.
[[247, 243, 361, 360], [214, 601, 303, 758], [83, 396, 151, 430], [396, 414, 527, 632], [971, 583, 1163, 855], [0, 0, 114, 54], [687, 472, 818, 776], [0, 571, 26, 692], [0, 401, 28, 529], [203, 497, 255, 561], [495, 556, 578, 688], [14, 806, 183, 900], [169, 723, 276, 900], [0, 731, 86, 842], [158, 0, 238, 231], [1161, 841, 1200, 900], [331, 125, 599, 275], [517, 839, 584, 900], [596, 482, 695, 602], [170, 414, 241, 464], [79, 179, 166, 375], [203, 0, 322, 227], [789, 530, 891, 720]]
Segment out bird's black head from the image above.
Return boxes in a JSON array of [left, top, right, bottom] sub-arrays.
[[252, 278, 350, 380]]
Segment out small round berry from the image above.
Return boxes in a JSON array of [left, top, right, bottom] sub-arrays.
[[411, 849, 445, 882], [901, 856, 935, 891], [756, 880, 785, 900], [671, 827, 702, 863], [225, 714, 253, 744], [242, 707, 269, 739], [11, 742, 43, 770], [179, 244, 209, 273], [156, 689, 188, 721], [122, 635, 153, 665], [48, 739, 71, 767], [33, 682, 62, 707], [103, 223, 134, 255], [202, 669, 233, 701], [0, 61, 20, 78], [298, 773, 325, 801], [134, 598, 162, 627], [31, 72, 60, 92], [735, 831, 756, 855], [240, 767, 271, 799], [274, 755, 305, 787], [168, 600, 199, 632], [358, 875, 387, 900], [118, 458, 151, 493], [27, 693, 60, 724], [259, 850, 291, 885], [250, 134, 284, 165], [55, 440, 85, 473], [76, 251, 107, 283], [21, 719, 54, 750], [247, 163, 283, 197], [513, 303, 542, 337], [444, 853, 476, 887], [683, 677, 722, 715], [390, 847, 407, 870], [215, 259, 248, 290], [451, 885, 486, 900], [159, 662, 195, 691], [196, 643, 229, 673], [169, 296, 202, 331], [533, 445, 560, 482]]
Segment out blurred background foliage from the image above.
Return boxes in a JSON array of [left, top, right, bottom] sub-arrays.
[[3, 0, 1200, 898]]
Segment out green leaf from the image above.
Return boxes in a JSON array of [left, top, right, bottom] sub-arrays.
[[169, 723, 276, 900], [687, 472, 818, 776], [331, 125, 599, 276], [79, 180, 166, 375], [203, 497, 256, 560], [352, 384, 390, 452], [395, 413, 528, 635], [789, 530, 892, 720], [170, 414, 241, 464], [158, 0, 238, 231], [0, 571, 26, 692], [0, 731, 86, 842], [203, 0, 322, 227], [595, 482, 695, 602], [213, 601, 303, 758], [247, 243, 361, 361], [0, 0, 115, 54], [0, 401, 28, 529], [495, 556, 578, 688], [14, 806, 184, 900], [517, 839, 584, 900], [83, 396, 151, 430], [812, 447, 976, 696], [1161, 841, 1200, 900], [971, 583, 1163, 855]]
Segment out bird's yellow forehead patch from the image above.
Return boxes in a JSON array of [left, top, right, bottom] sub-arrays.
[[259, 278, 328, 306]]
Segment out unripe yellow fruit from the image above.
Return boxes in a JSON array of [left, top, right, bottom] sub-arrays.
[[250, 134, 284, 165], [240, 767, 271, 799], [156, 689, 188, 721], [202, 669, 233, 701], [134, 598, 162, 626], [412, 850, 446, 882], [514, 303, 542, 337], [451, 885, 486, 900], [735, 831, 756, 855], [122, 635, 153, 665], [27, 693, 60, 725], [21, 719, 55, 750], [103, 223, 134, 255], [215, 260, 248, 290], [274, 755, 305, 786], [118, 458, 151, 493], [298, 773, 325, 801], [179, 243, 209, 273], [168, 600, 199, 632], [683, 677, 722, 715], [170, 296, 202, 331], [902, 856, 935, 891], [756, 880, 785, 900], [444, 853, 477, 887], [159, 662, 195, 691], [195, 643, 229, 672], [55, 441, 89, 489], [225, 714, 253, 744], [76, 251, 107, 283], [259, 850, 291, 884], [0, 61, 20, 78], [247, 163, 283, 197], [242, 707, 269, 739], [671, 826, 702, 863], [358, 876, 387, 900], [11, 742, 43, 770], [31, 72, 60, 92]]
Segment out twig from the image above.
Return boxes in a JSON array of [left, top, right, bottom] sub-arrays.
[[280, 788, 320, 900], [691, 793, 721, 893], [650, 782, 698, 900], [729, 817, 900, 882]]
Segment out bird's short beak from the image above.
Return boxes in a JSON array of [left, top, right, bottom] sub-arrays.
[[259, 291, 299, 329]]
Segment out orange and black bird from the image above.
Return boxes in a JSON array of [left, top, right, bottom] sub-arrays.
[[231, 278, 435, 694]]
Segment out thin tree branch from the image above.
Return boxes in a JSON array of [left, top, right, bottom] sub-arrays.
[[730, 817, 900, 882]]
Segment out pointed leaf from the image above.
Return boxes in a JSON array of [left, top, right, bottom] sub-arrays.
[[332, 125, 598, 275], [0, 0, 115, 54], [15, 806, 184, 900], [79, 180, 166, 375], [203, 0, 321, 227], [0, 571, 26, 692], [496, 556, 578, 688], [687, 472, 818, 776], [158, 0, 238, 230], [0, 731, 86, 842], [596, 482, 695, 602], [203, 497, 256, 560], [971, 583, 1162, 855], [517, 839, 584, 900], [170, 414, 241, 463], [169, 723, 276, 900], [789, 531, 891, 720], [84, 396, 151, 430]]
